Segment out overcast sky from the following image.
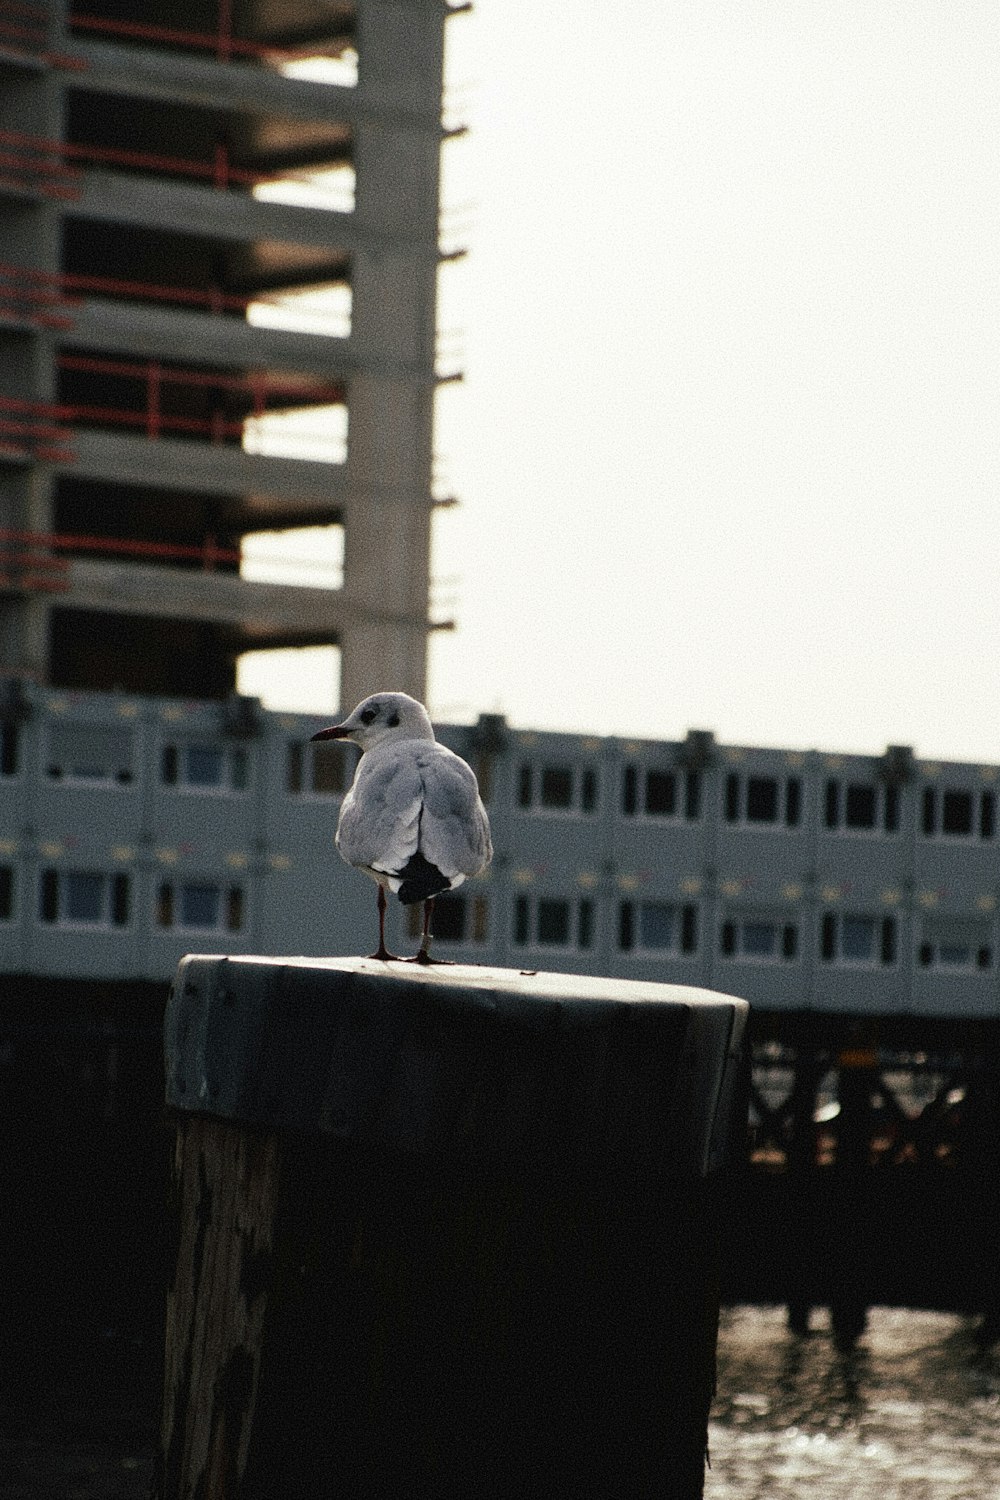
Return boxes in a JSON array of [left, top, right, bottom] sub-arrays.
[[245, 2, 1000, 762]]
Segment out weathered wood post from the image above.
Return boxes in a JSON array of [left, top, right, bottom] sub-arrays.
[[156, 956, 748, 1500]]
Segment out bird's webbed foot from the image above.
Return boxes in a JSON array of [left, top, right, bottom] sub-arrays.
[[406, 947, 455, 966]]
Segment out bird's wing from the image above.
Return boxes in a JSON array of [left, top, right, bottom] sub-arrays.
[[415, 744, 493, 881], [336, 749, 423, 877]]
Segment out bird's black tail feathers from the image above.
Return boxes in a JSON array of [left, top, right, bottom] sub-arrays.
[[396, 850, 451, 905]]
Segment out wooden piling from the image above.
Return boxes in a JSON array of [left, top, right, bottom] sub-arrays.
[[155, 957, 748, 1500]]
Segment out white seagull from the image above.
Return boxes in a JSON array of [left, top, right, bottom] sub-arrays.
[[311, 692, 493, 962]]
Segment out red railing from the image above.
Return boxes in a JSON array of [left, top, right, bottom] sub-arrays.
[[0, 402, 76, 463], [0, 532, 71, 593], [0, 263, 78, 330], [1, 0, 348, 73], [0, 126, 269, 195], [59, 269, 249, 315], [56, 352, 344, 436], [0, 128, 82, 201], [0, 126, 353, 206], [0, 0, 86, 70], [67, 3, 351, 65], [0, 528, 345, 595], [0, 261, 316, 331], [0, 0, 44, 49], [0, 356, 345, 459], [0, 263, 353, 354], [0, 527, 235, 593], [0, 526, 241, 570]]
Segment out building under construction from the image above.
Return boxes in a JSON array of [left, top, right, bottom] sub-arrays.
[[0, 0, 469, 1399], [0, 0, 457, 706]]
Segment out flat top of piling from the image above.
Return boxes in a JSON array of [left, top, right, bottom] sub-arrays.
[[175, 953, 749, 1015], [166, 955, 749, 1176]]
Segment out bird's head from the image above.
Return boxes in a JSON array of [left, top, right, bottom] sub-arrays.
[[310, 692, 435, 751]]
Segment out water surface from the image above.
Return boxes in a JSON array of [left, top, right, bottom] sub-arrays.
[[710, 1306, 1000, 1500]]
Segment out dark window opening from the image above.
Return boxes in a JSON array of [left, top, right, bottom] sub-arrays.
[[681, 904, 698, 954], [981, 792, 996, 840], [746, 776, 779, 824], [1, 724, 20, 777], [577, 899, 594, 949], [581, 768, 598, 813], [513, 895, 530, 945], [111, 873, 130, 926], [540, 766, 573, 810], [720, 921, 736, 956], [432, 894, 466, 942], [0, 865, 12, 919], [39, 870, 59, 923], [782, 924, 798, 960], [517, 764, 533, 809], [226, 886, 244, 932], [724, 774, 740, 822], [845, 784, 877, 829], [785, 778, 802, 827], [157, 883, 174, 927], [820, 912, 836, 961], [824, 780, 840, 829], [880, 917, 896, 965], [537, 898, 570, 945], [941, 790, 973, 837], [618, 901, 634, 951], [922, 788, 937, 836], [622, 765, 638, 817], [645, 770, 676, 817]]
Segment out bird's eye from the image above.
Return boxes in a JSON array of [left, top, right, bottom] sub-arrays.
[[359, 706, 377, 725]]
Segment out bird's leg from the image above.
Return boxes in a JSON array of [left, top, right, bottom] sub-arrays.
[[409, 897, 454, 965], [368, 885, 401, 961], [410, 898, 436, 964]]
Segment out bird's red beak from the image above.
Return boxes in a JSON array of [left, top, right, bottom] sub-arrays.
[[311, 724, 350, 741]]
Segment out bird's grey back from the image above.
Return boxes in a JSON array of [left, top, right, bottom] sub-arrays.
[[335, 737, 490, 882]]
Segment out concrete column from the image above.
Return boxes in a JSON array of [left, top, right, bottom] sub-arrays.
[[339, 0, 445, 707], [0, 58, 64, 679]]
